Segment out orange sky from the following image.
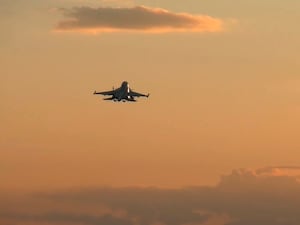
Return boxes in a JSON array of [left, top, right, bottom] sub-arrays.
[[1, 0, 300, 191]]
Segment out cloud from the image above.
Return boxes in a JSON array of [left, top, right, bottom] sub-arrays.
[[0, 212, 133, 225], [1, 167, 300, 225], [55, 6, 224, 33], [256, 166, 300, 176]]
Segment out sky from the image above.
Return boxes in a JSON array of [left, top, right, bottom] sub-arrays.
[[1, 0, 300, 224]]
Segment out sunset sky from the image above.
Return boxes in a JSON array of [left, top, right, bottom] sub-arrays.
[[1, 0, 300, 224]]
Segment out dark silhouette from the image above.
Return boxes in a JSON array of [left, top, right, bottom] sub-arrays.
[[94, 81, 149, 102]]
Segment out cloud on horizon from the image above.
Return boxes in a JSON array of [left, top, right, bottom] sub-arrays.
[[1, 167, 300, 225], [55, 6, 224, 34]]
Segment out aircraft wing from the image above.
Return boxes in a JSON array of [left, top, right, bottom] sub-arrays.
[[93, 90, 115, 96], [129, 90, 149, 97]]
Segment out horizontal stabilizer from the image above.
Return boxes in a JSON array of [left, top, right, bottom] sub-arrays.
[[127, 98, 137, 102], [103, 97, 115, 101]]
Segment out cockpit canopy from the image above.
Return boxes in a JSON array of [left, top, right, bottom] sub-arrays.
[[121, 81, 129, 87]]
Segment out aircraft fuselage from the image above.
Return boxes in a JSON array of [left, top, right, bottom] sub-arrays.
[[113, 81, 132, 101]]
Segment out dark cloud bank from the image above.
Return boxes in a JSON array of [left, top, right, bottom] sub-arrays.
[[55, 6, 223, 33], [1, 167, 300, 225]]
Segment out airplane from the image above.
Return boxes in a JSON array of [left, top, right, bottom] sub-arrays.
[[93, 81, 149, 102]]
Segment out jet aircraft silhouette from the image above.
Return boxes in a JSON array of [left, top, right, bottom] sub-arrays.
[[93, 81, 149, 102]]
